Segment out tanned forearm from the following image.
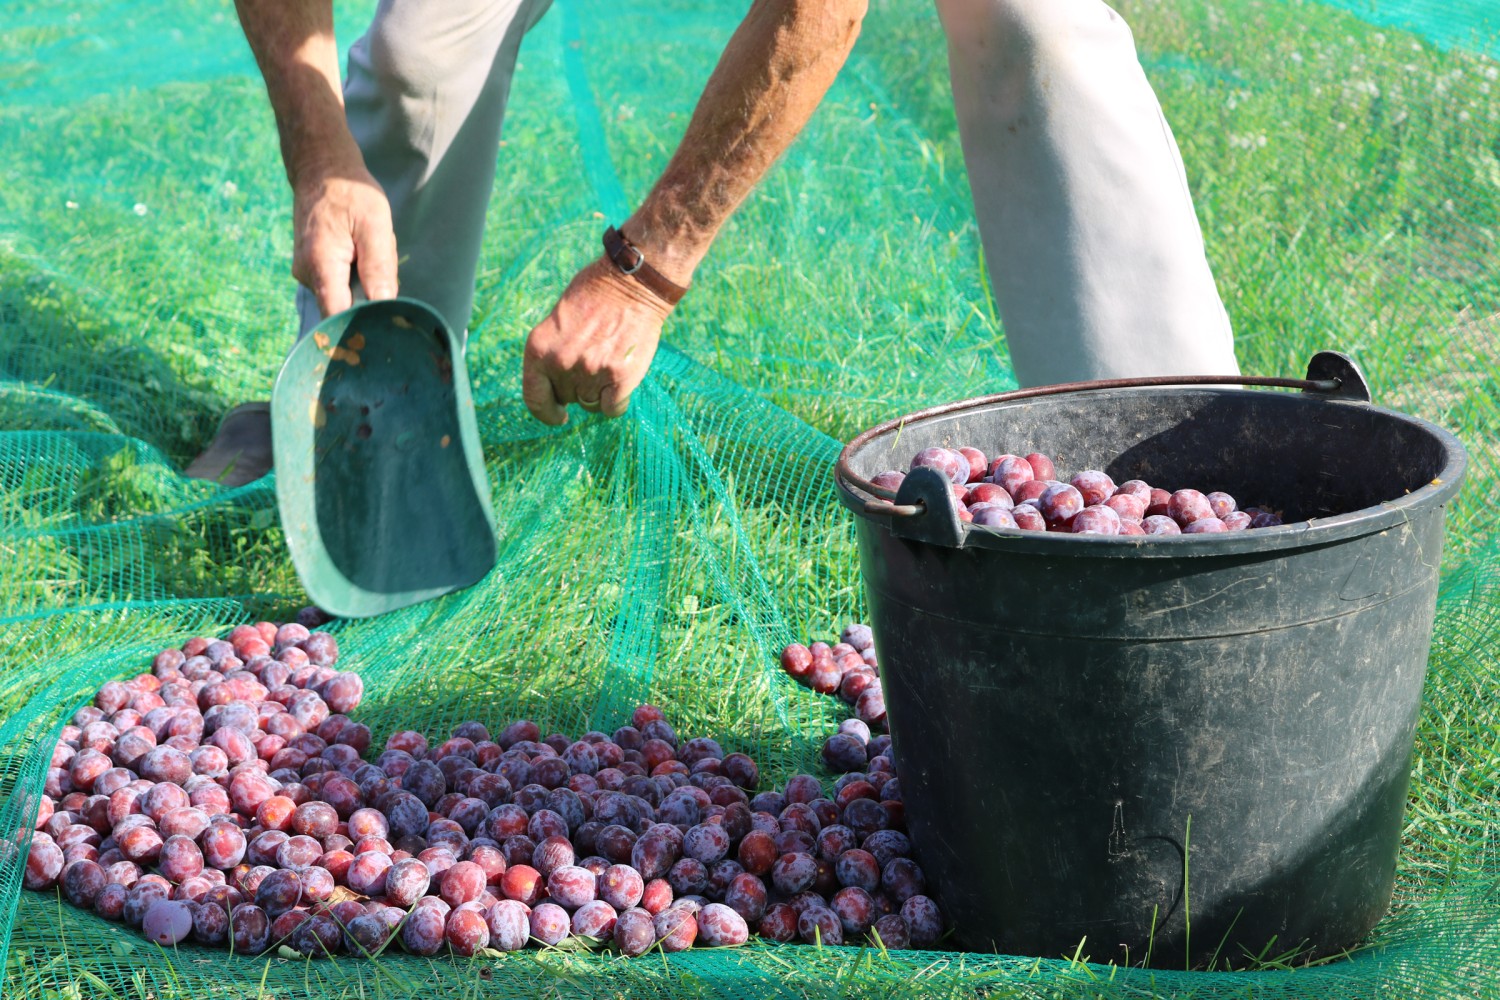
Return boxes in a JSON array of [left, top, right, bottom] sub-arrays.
[[233, 0, 360, 186], [623, 0, 868, 284]]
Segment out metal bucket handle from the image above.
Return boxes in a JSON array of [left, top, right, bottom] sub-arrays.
[[835, 351, 1370, 546]]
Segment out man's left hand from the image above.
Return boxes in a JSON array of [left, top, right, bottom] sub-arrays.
[[522, 258, 674, 425]]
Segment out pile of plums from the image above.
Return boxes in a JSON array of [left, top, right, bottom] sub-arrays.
[[23, 625, 942, 959], [780, 625, 886, 730], [870, 448, 1285, 535]]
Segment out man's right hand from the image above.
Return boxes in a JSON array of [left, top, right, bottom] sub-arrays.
[[292, 157, 399, 318]]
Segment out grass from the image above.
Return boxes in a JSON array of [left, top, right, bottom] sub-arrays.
[[1, 0, 1499, 997]]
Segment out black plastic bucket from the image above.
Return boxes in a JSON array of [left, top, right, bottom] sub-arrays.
[[833, 354, 1465, 968]]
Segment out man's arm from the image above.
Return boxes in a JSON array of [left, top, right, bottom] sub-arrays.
[[523, 0, 868, 424], [234, 0, 398, 317]]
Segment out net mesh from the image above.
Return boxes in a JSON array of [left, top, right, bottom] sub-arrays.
[[2, 0, 1499, 996]]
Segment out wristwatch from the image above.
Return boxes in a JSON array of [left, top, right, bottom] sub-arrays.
[[603, 226, 689, 306]]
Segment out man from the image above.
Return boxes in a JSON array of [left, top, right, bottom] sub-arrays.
[[188, 0, 1238, 486]]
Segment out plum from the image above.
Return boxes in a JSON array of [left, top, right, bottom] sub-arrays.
[[1168, 489, 1214, 526], [1038, 483, 1084, 528], [1071, 505, 1122, 535]]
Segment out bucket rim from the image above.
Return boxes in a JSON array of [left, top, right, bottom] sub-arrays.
[[835, 378, 1467, 558]]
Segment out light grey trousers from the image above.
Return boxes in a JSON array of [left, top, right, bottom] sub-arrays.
[[299, 0, 1240, 388]]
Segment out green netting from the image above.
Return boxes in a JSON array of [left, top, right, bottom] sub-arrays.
[[3, 0, 1500, 996]]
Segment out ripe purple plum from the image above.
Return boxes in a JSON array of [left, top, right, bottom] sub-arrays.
[[530, 901, 572, 946], [832, 886, 877, 937], [698, 902, 750, 947], [901, 895, 943, 945], [61, 859, 107, 909], [96, 884, 129, 921], [1070, 470, 1116, 506], [641, 878, 673, 914], [771, 852, 818, 896], [384, 857, 431, 906], [652, 905, 697, 952], [1071, 505, 1122, 535], [821, 734, 867, 774], [991, 456, 1034, 496], [401, 904, 446, 956], [485, 899, 531, 951], [1206, 491, 1237, 519], [1142, 515, 1182, 536], [598, 863, 645, 910], [871, 913, 910, 949], [734, 830, 776, 876], [835, 849, 882, 893], [501, 864, 544, 905], [159, 835, 205, 882], [723, 872, 767, 923], [445, 906, 490, 956], [25, 833, 64, 890], [909, 447, 967, 486], [276, 834, 322, 870], [682, 823, 730, 864], [668, 857, 709, 896], [255, 868, 302, 917], [1184, 517, 1229, 533], [346, 852, 392, 897], [758, 902, 798, 942], [614, 907, 657, 956], [571, 899, 618, 940], [956, 447, 987, 483], [547, 865, 597, 909], [1223, 511, 1253, 530], [869, 471, 905, 493], [970, 506, 1017, 529], [1011, 504, 1046, 531], [780, 644, 813, 680], [855, 688, 887, 728], [797, 904, 843, 946], [228, 902, 272, 954], [345, 913, 390, 958], [439, 860, 486, 906], [1104, 493, 1146, 523], [1025, 453, 1056, 481], [630, 828, 679, 881], [1038, 483, 1084, 529], [882, 857, 926, 902], [1168, 489, 1214, 526], [142, 899, 194, 946], [190, 897, 230, 945]]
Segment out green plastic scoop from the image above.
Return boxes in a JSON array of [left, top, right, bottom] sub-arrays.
[[271, 298, 497, 618]]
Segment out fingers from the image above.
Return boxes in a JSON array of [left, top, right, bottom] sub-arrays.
[[599, 382, 630, 419], [522, 346, 568, 426], [353, 211, 399, 302], [292, 173, 397, 318], [307, 256, 354, 319]]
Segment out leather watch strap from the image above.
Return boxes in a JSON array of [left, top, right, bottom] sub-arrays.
[[603, 226, 689, 306]]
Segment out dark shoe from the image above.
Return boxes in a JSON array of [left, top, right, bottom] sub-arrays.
[[185, 402, 273, 487]]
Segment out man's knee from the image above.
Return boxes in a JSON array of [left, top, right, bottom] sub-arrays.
[[361, 3, 456, 98], [936, 0, 1131, 65], [361, 0, 547, 98]]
